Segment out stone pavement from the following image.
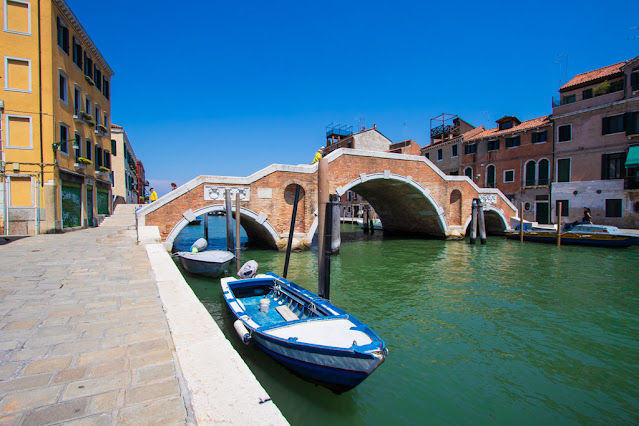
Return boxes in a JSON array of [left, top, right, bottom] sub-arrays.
[[0, 205, 192, 425]]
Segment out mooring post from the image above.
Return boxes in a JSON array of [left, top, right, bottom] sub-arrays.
[[317, 158, 329, 296], [331, 194, 340, 253], [478, 199, 487, 245], [470, 199, 477, 244], [203, 211, 209, 242], [283, 184, 301, 278], [363, 208, 369, 233], [319, 196, 333, 300], [225, 189, 234, 253], [557, 202, 562, 247], [519, 201, 524, 243], [235, 191, 241, 273]]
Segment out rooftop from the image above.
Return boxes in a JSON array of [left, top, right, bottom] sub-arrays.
[[464, 116, 551, 143], [560, 61, 627, 92]]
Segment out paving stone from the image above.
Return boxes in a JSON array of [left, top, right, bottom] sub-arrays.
[[0, 374, 53, 394], [89, 359, 127, 377], [53, 367, 87, 383], [22, 333, 79, 349], [75, 347, 126, 367], [0, 385, 62, 414], [2, 321, 38, 331], [127, 339, 168, 357], [60, 413, 112, 426], [73, 320, 119, 332], [22, 356, 72, 376], [21, 397, 89, 425], [0, 363, 22, 380], [129, 350, 173, 369], [39, 317, 70, 326], [88, 391, 120, 414], [125, 379, 180, 405], [32, 325, 73, 338], [9, 347, 50, 362], [62, 372, 129, 401], [123, 329, 168, 345], [47, 309, 86, 318], [134, 363, 175, 384], [118, 397, 187, 426], [0, 341, 21, 351], [50, 339, 100, 356], [0, 413, 22, 425]]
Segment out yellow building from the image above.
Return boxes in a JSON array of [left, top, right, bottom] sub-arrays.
[[1, 0, 114, 234]]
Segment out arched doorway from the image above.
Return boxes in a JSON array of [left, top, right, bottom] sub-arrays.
[[449, 190, 462, 226]]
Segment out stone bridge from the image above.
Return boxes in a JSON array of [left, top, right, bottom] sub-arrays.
[[136, 149, 517, 251]]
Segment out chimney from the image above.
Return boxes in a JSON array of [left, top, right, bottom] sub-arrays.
[[373, 124, 377, 130]]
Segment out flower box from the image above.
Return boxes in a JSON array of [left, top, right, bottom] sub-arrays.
[[77, 157, 93, 165], [80, 111, 93, 121], [97, 124, 108, 133], [99, 166, 111, 172], [85, 75, 95, 86]]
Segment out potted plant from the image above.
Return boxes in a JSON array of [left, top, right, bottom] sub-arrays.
[[77, 157, 93, 165]]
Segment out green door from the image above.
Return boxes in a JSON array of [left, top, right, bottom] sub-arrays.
[[97, 190, 109, 215], [536, 202, 549, 224], [87, 186, 94, 227], [61, 183, 82, 228]]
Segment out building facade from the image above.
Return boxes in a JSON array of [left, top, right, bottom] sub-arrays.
[[1, 0, 114, 234], [110, 124, 139, 204], [324, 124, 392, 155], [420, 117, 483, 176], [551, 56, 639, 227], [387, 139, 422, 156]]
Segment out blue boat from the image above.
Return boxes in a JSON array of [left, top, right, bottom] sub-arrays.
[[221, 272, 388, 393]]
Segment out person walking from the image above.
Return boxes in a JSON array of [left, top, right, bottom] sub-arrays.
[[311, 147, 324, 164], [149, 188, 158, 202], [171, 182, 177, 191], [582, 207, 592, 223]]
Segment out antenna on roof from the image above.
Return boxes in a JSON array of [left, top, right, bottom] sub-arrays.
[[357, 115, 366, 132]]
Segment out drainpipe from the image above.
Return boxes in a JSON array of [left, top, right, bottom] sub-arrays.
[[37, 0, 44, 187]]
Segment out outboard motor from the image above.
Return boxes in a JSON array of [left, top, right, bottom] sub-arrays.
[[238, 260, 258, 279], [190, 238, 208, 253]]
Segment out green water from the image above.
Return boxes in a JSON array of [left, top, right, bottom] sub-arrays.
[[176, 220, 639, 425]]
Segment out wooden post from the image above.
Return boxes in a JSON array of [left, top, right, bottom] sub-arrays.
[[225, 189, 234, 253], [557, 202, 562, 247], [519, 201, 524, 243], [362, 208, 369, 232], [235, 191, 241, 273], [331, 194, 340, 253], [477, 199, 487, 245], [283, 184, 301, 278], [319, 198, 333, 300], [317, 158, 329, 296], [203, 211, 209, 242], [469, 199, 477, 244]]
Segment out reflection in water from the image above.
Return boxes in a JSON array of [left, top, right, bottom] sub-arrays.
[[176, 219, 639, 425]]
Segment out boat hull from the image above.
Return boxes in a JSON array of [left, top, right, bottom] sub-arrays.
[[177, 251, 234, 277], [505, 231, 638, 247]]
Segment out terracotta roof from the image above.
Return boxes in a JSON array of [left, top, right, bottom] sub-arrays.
[[110, 124, 123, 129], [464, 116, 551, 143], [560, 61, 626, 91]]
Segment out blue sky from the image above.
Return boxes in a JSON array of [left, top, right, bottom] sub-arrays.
[[66, 0, 639, 195]]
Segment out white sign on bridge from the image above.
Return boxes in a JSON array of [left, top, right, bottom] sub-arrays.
[[479, 194, 497, 205], [204, 186, 250, 201]]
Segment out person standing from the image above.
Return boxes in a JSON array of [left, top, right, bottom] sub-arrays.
[[582, 207, 592, 223], [311, 147, 324, 164], [171, 182, 177, 191], [149, 188, 158, 202]]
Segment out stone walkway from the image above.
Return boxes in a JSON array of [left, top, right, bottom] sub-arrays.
[[0, 205, 193, 425]]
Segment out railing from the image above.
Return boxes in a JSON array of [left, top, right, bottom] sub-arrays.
[[430, 124, 459, 139]]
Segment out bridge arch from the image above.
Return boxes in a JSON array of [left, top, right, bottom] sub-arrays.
[[463, 205, 509, 235], [164, 204, 280, 251], [336, 172, 449, 237]]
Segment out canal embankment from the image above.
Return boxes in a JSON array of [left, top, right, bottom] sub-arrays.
[[0, 204, 286, 425]]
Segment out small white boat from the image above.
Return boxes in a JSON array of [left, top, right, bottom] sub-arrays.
[[176, 250, 234, 277], [355, 218, 383, 230]]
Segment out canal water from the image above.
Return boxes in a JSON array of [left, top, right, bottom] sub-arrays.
[[174, 217, 639, 425]]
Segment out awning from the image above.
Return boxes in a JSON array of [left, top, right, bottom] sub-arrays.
[[626, 146, 639, 168]]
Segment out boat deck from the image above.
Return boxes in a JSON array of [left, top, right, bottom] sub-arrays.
[[240, 293, 310, 328]]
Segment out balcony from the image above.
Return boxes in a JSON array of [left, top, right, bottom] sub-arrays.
[[552, 89, 624, 116]]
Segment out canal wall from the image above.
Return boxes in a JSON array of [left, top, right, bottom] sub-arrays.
[[142, 226, 288, 425]]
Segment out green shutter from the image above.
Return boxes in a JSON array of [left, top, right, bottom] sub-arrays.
[[558, 159, 570, 182]]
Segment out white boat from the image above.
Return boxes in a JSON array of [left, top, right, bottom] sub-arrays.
[[175, 250, 234, 277], [355, 218, 383, 230]]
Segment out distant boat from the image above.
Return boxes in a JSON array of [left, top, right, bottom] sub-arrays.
[[505, 222, 639, 247], [221, 272, 388, 393], [176, 250, 234, 277], [355, 218, 383, 230], [187, 217, 202, 226]]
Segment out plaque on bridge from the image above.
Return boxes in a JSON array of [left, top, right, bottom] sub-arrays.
[[479, 194, 497, 205], [204, 186, 250, 201]]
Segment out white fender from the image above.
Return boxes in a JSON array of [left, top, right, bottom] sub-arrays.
[[234, 319, 251, 344]]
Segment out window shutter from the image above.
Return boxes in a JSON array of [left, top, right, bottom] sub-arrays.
[[624, 112, 633, 136], [602, 117, 609, 135], [601, 154, 609, 180]]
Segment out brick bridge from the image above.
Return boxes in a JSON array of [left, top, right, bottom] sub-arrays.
[[136, 149, 517, 251]]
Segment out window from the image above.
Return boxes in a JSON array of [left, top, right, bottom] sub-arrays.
[[632, 67, 639, 92], [94, 65, 102, 91], [602, 115, 624, 135], [601, 152, 626, 180], [486, 165, 495, 188], [95, 144, 103, 167], [499, 121, 513, 130], [353, 193, 357, 200], [532, 131, 547, 144], [425, 152, 429, 159], [58, 70, 67, 104], [464, 143, 476, 154], [103, 77, 110, 100], [505, 135, 520, 148], [487, 139, 499, 151], [557, 158, 571, 182], [111, 139, 117, 156], [451, 144, 458, 157], [538, 159, 550, 185], [85, 139, 92, 161], [437, 149, 443, 161], [582, 88, 593, 99], [56, 16, 69, 54], [103, 113, 108, 129], [5, 115, 32, 149], [85, 96, 92, 117], [74, 86, 81, 115], [558, 124, 572, 142], [72, 36, 83, 69], [104, 150, 111, 170], [627, 111, 639, 136], [525, 161, 536, 186], [95, 105, 101, 126], [4, 57, 31, 92], [556, 200, 569, 217], [74, 132, 81, 158], [562, 94, 576, 105], [4, 0, 31, 35], [9, 176, 32, 206], [59, 123, 69, 154], [503, 169, 515, 183], [464, 167, 473, 179], [83, 51, 93, 80], [605, 199, 622, 218]]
